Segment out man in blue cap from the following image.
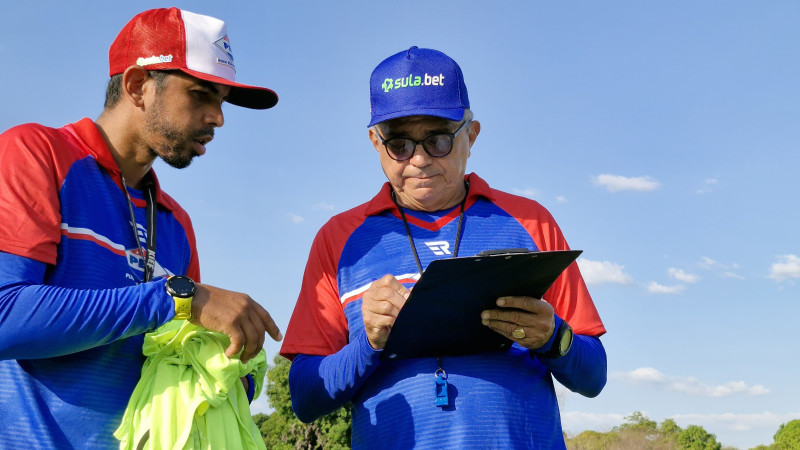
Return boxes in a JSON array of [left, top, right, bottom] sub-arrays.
[[281, 47, 607, 448]]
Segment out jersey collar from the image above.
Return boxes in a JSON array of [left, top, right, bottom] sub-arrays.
[[67, 118, 165, 205]]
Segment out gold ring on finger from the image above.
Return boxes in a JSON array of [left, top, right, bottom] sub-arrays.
[[512, 327, 526, 339]]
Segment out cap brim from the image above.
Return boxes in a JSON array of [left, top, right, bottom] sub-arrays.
[[181, 68, 278, 110], [368, 107, 464, 127]]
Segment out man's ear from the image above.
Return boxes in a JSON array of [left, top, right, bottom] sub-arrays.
[[368, 127, 383, 153], [121, 65, 150, 108], [468, 120, 481, 147]]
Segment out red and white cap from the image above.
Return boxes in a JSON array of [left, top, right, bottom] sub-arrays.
[[109, 7, 278, 110]]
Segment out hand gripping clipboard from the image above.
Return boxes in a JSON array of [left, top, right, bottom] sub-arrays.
[[381, 249, 582, 360]]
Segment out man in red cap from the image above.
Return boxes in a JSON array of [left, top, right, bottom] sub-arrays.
[[281, 47, 607, 449], [0, 8, 281, 448]]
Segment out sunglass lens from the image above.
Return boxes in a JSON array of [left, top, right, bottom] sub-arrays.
[[386, 139, 414, 160], [425, 135, 452, 157]]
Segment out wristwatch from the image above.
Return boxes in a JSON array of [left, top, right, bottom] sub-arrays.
[[541, 319, 573, 359], [166, 275, 196, 320]]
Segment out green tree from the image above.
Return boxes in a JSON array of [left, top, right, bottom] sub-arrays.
[[613, 411, 659, 433], [255, 355, 351, 449], [563, 413, 736, 450], [657, 418, 683, 449], [659, 418, 682, 437], [567, 412, 681, 449], [567, 429, 621, 449], [609, 410, 661, 446], [676, 425, 721, 450], [772, 419, 800, 450]]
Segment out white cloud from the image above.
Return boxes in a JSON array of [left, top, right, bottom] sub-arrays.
[[674, 380, 770, 398], [699, 256, 745, 280], [591, 174, 660, 193], [626, 367, 666, 382], [556, 196, 567, 203], [288, 213, 304, 224], [561, 411, 627, 432], [312, 202, 335, 211], [769, 254, 800, 282], [577, 259, 633, 285], [722, 271, 745, 280], [512, 187, 539, 198], [612, 367, 770, 397], [668, 267, 699, 283], [646, 281, 685, 294], [696, 177, 719, 194]]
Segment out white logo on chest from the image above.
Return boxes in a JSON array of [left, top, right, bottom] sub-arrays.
[[424, 241, 451, 256]]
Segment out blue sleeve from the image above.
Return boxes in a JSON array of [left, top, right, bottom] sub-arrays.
[[288, 332, 382, 423], [245, 374, 256, 403], [0, 251, 175, 360], [532, 315, 607, 398]]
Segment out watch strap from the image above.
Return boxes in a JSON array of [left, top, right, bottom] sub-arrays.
[[543, 319, 572, 359], [166, 276, 195, 321], [173, 295, 192, 320]]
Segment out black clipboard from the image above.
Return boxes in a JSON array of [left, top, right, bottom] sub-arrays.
[[381, 249, 582, 360]]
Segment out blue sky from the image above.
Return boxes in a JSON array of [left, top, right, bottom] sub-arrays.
[[3, 1, 798, 448]]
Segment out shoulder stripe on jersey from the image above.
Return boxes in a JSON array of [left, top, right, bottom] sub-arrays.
[[60, 224, 127, 256], [60, 223, 174, 279], [340, 273, 420, 305]]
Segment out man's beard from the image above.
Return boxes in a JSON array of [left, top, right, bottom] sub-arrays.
[[145, 105, 213, 169]]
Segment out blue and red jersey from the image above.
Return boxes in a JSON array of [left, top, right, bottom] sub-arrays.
[[281, 173, 606, 448], [0, 118, 199, 448]]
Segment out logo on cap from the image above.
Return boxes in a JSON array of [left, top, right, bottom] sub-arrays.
[[136, 55, 174, 66], [214, 36, 235, 70], [381, 72, 445, 93]]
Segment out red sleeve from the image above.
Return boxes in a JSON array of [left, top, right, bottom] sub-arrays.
[[0, 124, 77, 264], [280, 209, 367, 360], [492, 190, 606, 337]]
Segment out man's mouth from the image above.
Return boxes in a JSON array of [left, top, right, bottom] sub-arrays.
[[192, 131, 215, 155], [192, 138, 211, 155]]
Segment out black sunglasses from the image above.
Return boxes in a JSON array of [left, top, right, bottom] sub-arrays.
[[377, 120, 470, 161]]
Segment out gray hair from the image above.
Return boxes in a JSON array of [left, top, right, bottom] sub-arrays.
[[372, 108, 474, 135]]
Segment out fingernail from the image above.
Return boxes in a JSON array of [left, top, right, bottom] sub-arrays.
[[481, 311, 489, 319], [497, 298, 506, 306], [481, 319, 489, 325]]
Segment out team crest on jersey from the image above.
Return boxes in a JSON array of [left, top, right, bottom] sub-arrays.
[[425, 241, 451, 256], [126, 247, 171, 281], [214, 36, 236, 70]]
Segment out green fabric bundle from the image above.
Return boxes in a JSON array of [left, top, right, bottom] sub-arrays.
[[115, 320, 267, 450]]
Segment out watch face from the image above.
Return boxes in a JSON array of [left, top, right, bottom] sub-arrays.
[[168, 276, 196, 298], [559, 327, 574, 354]]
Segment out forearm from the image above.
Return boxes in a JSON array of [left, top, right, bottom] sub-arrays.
[[538, 333, 607, 398], [289, 332, 382, 423], [0, 252, 173, 360]]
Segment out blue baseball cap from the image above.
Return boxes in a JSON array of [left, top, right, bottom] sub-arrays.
[[368, 46, 470, 127]]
